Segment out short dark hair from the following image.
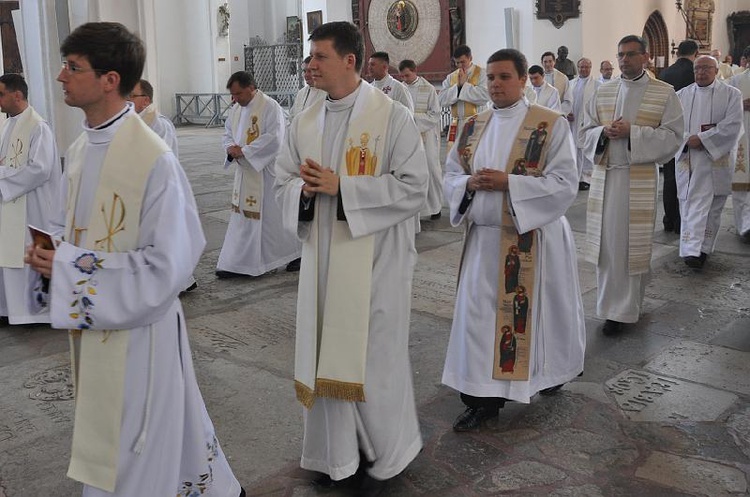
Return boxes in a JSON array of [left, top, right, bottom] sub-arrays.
[[743, 45, 750, 59], [371, 51, 389, 64], [677, 39, 699, 57], [541, 51, 555, 61], [226, 71, 257, 90], [0, 73, 27, 99], [453, 44, 472, 59], [487, 49, 527, 78], [303, 55, 312, 64], [528, 65, 544, 76], [398, 59, 416, 72], [618, 35, 648, 53], [60, 22, 145, 97], [137, 79, 154, 100], [309, 21, 364, 72]]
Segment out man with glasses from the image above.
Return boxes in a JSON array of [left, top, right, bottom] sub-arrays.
[[128, 79, 178, 155], [27, 22, 243, 497], [599, 60, 615, 83], [0, 73, 60, 326], [581, 35, 684, 336], [674, 55, 743, 268]]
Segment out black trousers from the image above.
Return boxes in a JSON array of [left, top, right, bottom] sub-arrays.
[[460, 392, 506, 410], [662, 158, 680, 228]]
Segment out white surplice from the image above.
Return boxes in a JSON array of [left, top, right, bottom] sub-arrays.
[[405, 76, 443, 216], [48, 107, 240, 496], [372, 74, 414, 113], [217, 95, 301, 275], [143, 110, 179, 156], [727, 70, 750, 236], [675, 81, 743, 256], [569, 76, 600, 182], [0, 107, 60, 324], [531, 82, 562, 112], [439, 64, 490, 126], [581, 73, 684, 322], [545, 69, 573, 115], [274, 82, 427, 481], [441, 99, 585, 403]]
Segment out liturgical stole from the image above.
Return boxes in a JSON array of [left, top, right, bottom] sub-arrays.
[[586, 78, 672, 275], [447, 66, 482, 151], [64, 113, 168, 492], [0, 107, 45, 268], [293, 83, 391, 408], [230, 91, 268, 219], [456, 104, 559, 381], [733, 74, 750, 192], [139, 102, 158, 127]]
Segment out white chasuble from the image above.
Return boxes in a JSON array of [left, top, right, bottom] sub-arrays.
[[728, 71, 750, 236], [0, 106, 45, 267], [442, 98, 585, 403]]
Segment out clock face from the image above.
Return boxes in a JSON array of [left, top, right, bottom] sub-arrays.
[[368, 0, 441, 66]]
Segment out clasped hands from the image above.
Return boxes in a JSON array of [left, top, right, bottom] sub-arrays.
[[227, 144, 244, 159], [467, 168, 508, 192], [300, 158, 339, 198], [602, 117, 631, 140]]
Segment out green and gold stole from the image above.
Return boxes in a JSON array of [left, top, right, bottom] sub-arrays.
[[230, 91, 268, 219], [293, 83, 393, 408], [0, 107, 45, 268], [586, 78, 672, 275], [456, 103, 559, 380], [64, 113, 168, 492]]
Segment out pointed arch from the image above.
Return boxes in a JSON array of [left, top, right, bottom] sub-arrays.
[[642, 10, 669, 77]]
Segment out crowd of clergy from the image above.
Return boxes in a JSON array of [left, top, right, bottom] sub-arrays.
[[2, 17, 749, 497]]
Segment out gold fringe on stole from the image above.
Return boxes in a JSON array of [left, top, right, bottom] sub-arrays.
[[295, 380, 315, 409], [733, 183, 750, 191], [231, 204, 261, 219], [314, 378, 366, 403]]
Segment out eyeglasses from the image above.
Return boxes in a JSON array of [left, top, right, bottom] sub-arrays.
[[616, 51, 644, 59], [129, 94, 148, 98], [694, 66, 717, 73], [61, 60, 108, 75]]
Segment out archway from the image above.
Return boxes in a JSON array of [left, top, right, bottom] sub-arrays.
[[643, 10, 669, 77]]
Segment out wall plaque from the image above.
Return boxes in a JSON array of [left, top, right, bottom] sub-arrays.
[[536, 0, 581, 29]]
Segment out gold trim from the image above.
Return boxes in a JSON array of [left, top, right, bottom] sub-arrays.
[[315, 378, 366, 403], [732, 183, 750, 192], [295, 380, 315, 409]]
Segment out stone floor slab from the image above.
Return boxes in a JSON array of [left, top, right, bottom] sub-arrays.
[[635, 451, 747, 496], [710, 317, 750, 352], [606, 369, 738, 422], [646, 341, 750, 396], [476, 460, 568, 493], [727, 406, 750, 460]]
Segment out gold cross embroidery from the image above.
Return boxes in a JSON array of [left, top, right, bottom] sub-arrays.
[[245, 196, 257, 207], [8, 139, 23, 168], [94, 193, 126, 252]]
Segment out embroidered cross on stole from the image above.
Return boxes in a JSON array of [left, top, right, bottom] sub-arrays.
[[457, 104, 559, 381], [230, 91, 268, 219]]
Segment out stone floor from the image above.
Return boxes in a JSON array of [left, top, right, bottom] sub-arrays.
[[1, 126, 749, 497]]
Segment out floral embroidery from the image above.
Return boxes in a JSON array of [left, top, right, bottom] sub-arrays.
[[69, 252, 104, 329], [177, 436, 219, 497]]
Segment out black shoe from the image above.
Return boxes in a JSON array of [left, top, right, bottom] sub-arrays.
[[183, 281, 198, 293], [430, 211, 442, 220], [663, 221, 674, 232], [602, 319, 624, 336], [452, 406, 499, 432], [239, 488, 246, 497], [0, 316, 8, 327], [539, 384, 565, 396], [215, 270, 243, 279], [359, 474, 391, 497], [286, 258, 301, 272], [684, 252, 707, 269], [578, 181, 590, 191]]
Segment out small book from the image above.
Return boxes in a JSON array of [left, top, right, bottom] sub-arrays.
[[28, 225, 55, 250]]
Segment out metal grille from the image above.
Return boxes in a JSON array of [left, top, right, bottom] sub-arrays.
[[245, 40, 303, 94]]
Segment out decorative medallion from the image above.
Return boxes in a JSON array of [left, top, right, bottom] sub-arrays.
[[368, 0, 441, 67], [386, 0, 419, 40], [535, 0, 581, 29]]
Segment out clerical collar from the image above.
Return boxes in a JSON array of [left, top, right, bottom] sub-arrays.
[[492, 97, 525, 114], [622, 70, 646, 82], [90, 103, 131, 130], [325, 81, 361, 111], [697, 79, 717, 90]]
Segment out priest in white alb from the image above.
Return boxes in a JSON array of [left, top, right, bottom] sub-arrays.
[[216, 71, 301, 278], [27, 22, 242, 497], [675, 55, 743, 268], [274, 21, 427, 493], [399, 59, 443, 219], [0, 73, 60, 325], [569, 58, 600, 190], [368, 51, 414, 113], [289, 56, 326, 123], [581, 35, 683, 336], [727, 45, 750, 240], [442, 48, 585, 432], [527, 65, 562, 112], [128, 79, 178, 155]]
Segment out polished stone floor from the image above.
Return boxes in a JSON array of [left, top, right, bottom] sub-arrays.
[[0, 126, 748, 497]]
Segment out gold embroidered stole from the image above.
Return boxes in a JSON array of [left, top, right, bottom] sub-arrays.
[[732, 73, 750, 191], [0, 107, 44, 268], [64, 113, 168, 492], [586, 78, 671, 275], [293, 83, 392, 408], [230, 91, 268, 219], [458, 104, 559, 381], [447, 66, 482, 151]]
